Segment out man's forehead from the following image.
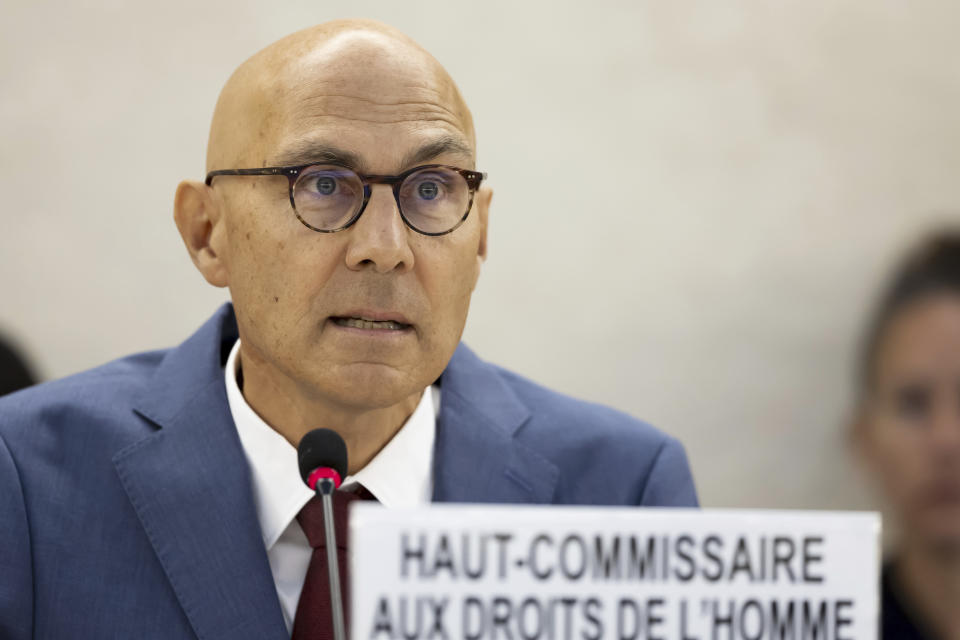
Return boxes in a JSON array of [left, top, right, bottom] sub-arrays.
[[207, 22, 475, 171]]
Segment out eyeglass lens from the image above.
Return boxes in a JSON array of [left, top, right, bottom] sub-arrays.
[[291, 165, 472, 233]]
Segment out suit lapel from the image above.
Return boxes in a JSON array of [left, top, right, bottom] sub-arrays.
[[433, 344, 559, 504], [111, 306, 557, 638], [114, 305, 287, 640]]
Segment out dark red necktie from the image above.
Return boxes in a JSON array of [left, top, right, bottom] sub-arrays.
[[292, 487, 374, 640]]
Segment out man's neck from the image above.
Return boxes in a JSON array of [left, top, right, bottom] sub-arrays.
[[236, 350, 423, 475], [897, 538, 960, 640]]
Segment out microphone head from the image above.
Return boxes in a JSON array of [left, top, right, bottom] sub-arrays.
[[297, 428, 349, 490]]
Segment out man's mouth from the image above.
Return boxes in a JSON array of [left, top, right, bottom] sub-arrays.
[[332, 317, 411, 331]]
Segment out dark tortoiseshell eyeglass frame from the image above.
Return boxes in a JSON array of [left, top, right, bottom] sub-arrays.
[[205, 163, 487, 236]]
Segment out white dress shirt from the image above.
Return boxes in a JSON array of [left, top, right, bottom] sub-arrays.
[[223, 339, 438, 633]]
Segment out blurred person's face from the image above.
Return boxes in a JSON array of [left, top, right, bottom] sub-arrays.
[[177, 28, 490, 415], [857, 294, 960, 551]]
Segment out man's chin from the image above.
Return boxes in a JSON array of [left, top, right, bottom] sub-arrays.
[[313, 364, 425, 411]]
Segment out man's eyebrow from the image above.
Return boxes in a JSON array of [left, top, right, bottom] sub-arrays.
[[271, 136, 474, 172], [272, 143, 364, 169], [400, 136, 475, 169]]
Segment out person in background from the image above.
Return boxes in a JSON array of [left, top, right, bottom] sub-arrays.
[[0, 334, 37, 397], [852, 231, 960, 640]]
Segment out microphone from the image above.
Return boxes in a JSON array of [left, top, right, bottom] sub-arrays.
[[297, 428, 349, 640], [298, 428, 349, 491]]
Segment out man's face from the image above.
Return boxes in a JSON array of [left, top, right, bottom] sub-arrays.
[[209, 32, 488, 412], [860, 295, 960, 550]]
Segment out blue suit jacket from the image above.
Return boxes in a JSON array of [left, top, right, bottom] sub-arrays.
[[0, 304, 697, 639]]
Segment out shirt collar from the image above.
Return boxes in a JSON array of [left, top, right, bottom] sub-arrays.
[[224, 339, 438, 550]]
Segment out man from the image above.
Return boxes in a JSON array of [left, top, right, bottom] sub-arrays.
[[0, 19, 697, 639]]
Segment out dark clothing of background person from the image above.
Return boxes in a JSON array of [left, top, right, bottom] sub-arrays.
[[883, 562, 938, 640], [0, 335, 36, 397]]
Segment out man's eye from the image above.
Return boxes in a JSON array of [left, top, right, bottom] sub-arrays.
[[894, 384, 931, 421], [314, 176, 337, 195], [417, 181, 441, 200]]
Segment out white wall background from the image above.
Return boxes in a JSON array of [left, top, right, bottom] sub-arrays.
[[3, 0, 959, 510]]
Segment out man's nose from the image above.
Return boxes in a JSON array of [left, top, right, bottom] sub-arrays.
[[344, 185, 415, 274], [929, 402, 960, 461]]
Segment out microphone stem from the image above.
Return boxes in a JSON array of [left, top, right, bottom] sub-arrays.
[[319, 478, 347, 640]]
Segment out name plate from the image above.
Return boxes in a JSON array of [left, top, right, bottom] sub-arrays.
[[350, 505, 880, 640]]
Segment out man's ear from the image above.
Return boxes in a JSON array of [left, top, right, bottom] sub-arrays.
[[475, 185, 492, 263], [174, 180, 229, 288], [848, 411, 865, 451], [848, 407, 876, 471]]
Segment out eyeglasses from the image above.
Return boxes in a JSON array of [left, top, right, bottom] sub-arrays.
[[205, 163, 487, 236]]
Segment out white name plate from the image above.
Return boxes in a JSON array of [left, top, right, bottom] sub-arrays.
[[350, 505, 880, 640]]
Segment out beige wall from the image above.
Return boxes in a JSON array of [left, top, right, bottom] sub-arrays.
[[3, 1, 959, 510]]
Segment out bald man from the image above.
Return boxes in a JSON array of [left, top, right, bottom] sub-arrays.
[[0, 21, 697, 640]]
